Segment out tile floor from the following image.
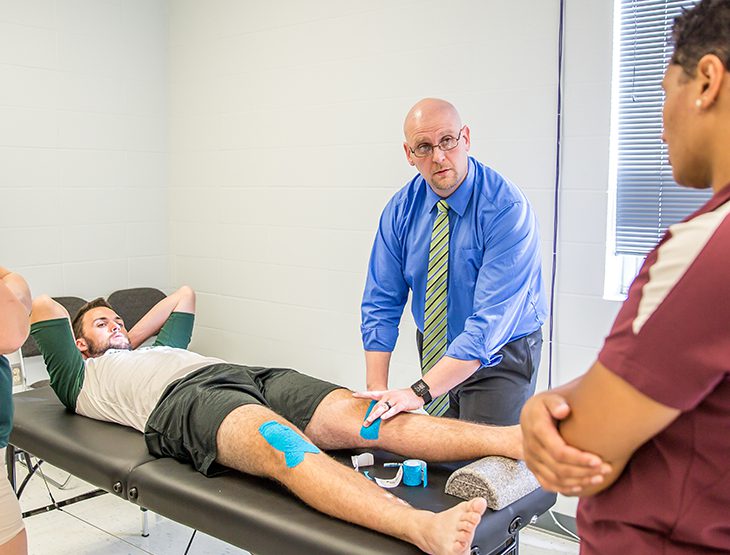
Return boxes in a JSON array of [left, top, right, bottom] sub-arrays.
[[11, 456, 580, 555]]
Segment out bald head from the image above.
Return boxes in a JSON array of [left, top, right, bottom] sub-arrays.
[[402, 98, 470, 197], [403, 98, 462, 139]]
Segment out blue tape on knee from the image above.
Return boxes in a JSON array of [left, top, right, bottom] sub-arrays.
[[258, 421, 320, 468], [359, 400, 381, 440]]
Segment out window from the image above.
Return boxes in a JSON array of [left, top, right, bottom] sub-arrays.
[[606, 0, 710, 298]]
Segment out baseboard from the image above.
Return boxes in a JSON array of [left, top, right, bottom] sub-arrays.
[[530, 510, 579, 542]]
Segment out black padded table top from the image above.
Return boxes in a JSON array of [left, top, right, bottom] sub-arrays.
[[131, 453, 555, 555], [10, 386, 156, 498], [10, 387, 556, 555]]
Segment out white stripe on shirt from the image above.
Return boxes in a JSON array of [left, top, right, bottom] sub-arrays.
[[633, 199, 730, 335]]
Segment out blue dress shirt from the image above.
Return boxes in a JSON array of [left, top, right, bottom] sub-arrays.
[[361, 157, 547, 367]]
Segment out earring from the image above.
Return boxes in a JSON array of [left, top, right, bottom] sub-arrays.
[[695, 98, 703, 108]]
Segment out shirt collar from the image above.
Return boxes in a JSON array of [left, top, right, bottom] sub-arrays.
[[424, 157, 475, 217]]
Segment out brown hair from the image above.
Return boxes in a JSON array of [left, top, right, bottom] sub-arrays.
[[71, 298, 114, 339]]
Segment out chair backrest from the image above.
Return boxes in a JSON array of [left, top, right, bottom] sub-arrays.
[[21, 296, 88, 357], [107, 288, 166, 331]]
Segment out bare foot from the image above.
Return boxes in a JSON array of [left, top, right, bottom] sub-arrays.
[[414, 498, 487, 555]]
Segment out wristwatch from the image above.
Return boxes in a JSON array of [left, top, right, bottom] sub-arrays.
[[410, 379, 433, 405]]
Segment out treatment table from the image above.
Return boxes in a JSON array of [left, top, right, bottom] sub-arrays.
[[7, 386, 555, 555]]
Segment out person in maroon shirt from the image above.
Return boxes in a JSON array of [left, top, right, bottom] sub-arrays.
[[520, 1, 730, 553]]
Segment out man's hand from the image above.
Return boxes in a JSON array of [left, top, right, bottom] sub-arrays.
[[520, 391, 611, 495], [353, 387, 424, 425]]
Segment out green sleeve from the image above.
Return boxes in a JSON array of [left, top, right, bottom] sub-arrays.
[[30, 318, 85, 411], [152, 311, 194, 349]]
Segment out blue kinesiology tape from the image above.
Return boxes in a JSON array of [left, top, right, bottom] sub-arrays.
[[258, 421, 320, 468], [359, 400, 381, 440]]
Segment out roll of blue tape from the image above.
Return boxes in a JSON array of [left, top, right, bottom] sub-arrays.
[[402, 459, 427, 487]]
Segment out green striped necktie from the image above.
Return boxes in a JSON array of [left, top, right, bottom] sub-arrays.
[[421, 199, 450, 416]]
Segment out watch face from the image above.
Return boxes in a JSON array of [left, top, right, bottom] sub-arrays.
[[411, 380, 432, 405], [411, 379, 428, 396]]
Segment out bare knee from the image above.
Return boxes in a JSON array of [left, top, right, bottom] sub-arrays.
[[216, 405, 320, 478], [306, 390, 384, 449]]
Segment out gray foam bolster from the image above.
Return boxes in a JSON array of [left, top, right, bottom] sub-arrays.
[[444, 456, 540, 510]]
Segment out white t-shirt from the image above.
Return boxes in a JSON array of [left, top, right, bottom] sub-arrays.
[[77, 347, 224, 432]]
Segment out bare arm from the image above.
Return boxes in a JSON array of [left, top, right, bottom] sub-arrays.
[[0, 266, 31, 313], [0, 266, 32, 353], [355, 355, 481, 424], [421, 355, 480, 398], [30, 295, 71, 325], [559, 360, 680, 496], [521, 378, 611, 494], [127, 286, 196, 349], [365, 351, 392, 390]]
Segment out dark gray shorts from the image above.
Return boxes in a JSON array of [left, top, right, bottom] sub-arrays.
[[144, 364, 341, 476]]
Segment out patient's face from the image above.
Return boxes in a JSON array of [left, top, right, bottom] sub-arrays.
[[77, 306, 132, 357]]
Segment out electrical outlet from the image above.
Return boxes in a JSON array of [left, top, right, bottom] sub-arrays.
[[11, 363, 24, 387]]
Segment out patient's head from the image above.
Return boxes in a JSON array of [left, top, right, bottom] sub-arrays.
[[72, 298, 132, 358]]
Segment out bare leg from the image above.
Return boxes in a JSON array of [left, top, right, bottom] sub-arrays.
[[216, 404, 485, 555], [305, 389, 523, 460], [0, 529, 27, 555]]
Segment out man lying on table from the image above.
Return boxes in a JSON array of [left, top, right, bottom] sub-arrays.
[[30, 286, 524, 555]]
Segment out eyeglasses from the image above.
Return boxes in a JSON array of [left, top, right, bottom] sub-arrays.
[[408, 126, 465, 158]]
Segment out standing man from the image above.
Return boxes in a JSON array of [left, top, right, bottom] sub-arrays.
[[358, 99, 547, 425]]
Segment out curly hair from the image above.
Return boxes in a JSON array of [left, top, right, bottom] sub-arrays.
[[72, 297, 114, 339], [672, 0, 730, 75]]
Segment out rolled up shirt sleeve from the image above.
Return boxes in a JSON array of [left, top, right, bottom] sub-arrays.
[[446, 200, 544, 366], [361, 201, 409, 352]]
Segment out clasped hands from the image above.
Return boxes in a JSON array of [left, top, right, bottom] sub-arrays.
[[520, 391, 612, 496]]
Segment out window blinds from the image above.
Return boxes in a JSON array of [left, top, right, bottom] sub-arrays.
[[614, 0, 710, 256]]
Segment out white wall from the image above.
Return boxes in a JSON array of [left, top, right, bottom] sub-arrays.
[[167, 0, 561, 392], [556, 0, 622, 386], [0, 0, 169, 300], [549, 0, 622, 516], [0, 0, 620, 390], [1, 0, 622, 520]]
